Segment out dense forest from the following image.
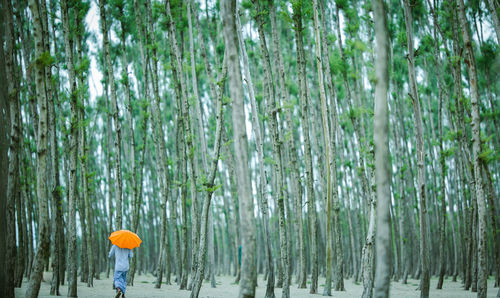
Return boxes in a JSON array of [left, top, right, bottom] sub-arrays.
[[0, 0, 499, 297]]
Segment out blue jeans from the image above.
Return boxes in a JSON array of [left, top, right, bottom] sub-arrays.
[[114, 270, 128, 293]]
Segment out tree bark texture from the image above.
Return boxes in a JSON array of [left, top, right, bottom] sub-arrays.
[[222, 1, 257, 297]]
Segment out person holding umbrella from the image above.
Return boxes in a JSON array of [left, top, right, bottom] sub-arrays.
[[108, 230, 142, 298]]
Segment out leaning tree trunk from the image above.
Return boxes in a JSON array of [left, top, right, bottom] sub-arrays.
[[252, 3, 290, 296], [252, 1, 289, 297], [47, 0, 63, 292], [190, 51, 227, 298], [74, 13, 94, 286], [59, 1, 78, 294], [372, 0, 391, 296], [222, 1, 257, 297], [311, 0, 334, 295], [147, 0, 172, 285], [118, 1, 138, 253], [187, 0, 218, 288], [292, 2, 319, 294], [457, 0, 488, 296], [333, 6, 376, 297], [318, 0, 345, 290], [25, 0, 50, 296], [129, 0, 150, 285], [268, 0, 308, 291], [104, 66, 114, 279], [403, 1, 429, 296], [99, 0, 123, 230], [5, 0, 20, 296], [0, 7, 9, 294], [236, 8, 275, 298], [163, 1, 198, 290]]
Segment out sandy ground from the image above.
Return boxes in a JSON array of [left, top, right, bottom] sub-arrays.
[[15, 272, 498, 297]]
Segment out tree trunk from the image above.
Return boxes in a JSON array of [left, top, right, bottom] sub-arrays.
[[129, 0, 150, 286], [292, 2, 319, 294], [268, 0, 308, 291], [372, 0, 391, 295], [311, 0, 335, 294], [25, 0, 51, 296], [0, 4, 9, 293], [318, 1, 345, 290], [104, 65, 113, 279], [403, 1, 429, 296], [251, 2, 289, 296], [162, 1, 198, 290], [73, 11, 94, 286], [222, 1, 257, 296], [99, 0, 123, 231], [5, 0, 20, 295], [457, 0, 488, 296], [236, 7, 275, 297], [190, 49, 227, 298]]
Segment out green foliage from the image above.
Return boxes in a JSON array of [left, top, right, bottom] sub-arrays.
[[396, 30, 407, 47], [36, 51, 55, 67], [241, 0, 252, 10], [335, 0, 348, 9], [442, 147, 455, 158], [264, 157, 276, 165], [222, 96, 231, 105]]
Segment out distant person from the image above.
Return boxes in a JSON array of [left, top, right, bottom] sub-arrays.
[[109, 244, 133, 298]]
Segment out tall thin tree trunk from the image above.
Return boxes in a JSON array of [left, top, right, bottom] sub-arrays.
[[190, 50, 227, 298], [99, 0, 123, 231], [292, 2, 319, 294], [0, 5, 9, 294], [104, 65, 113, 279], [252, 2, 290, 296], [162, 1, 198, 290], [372, 0, 391, 295], [25, 0, 50, 296], [318, 1, 345, 290], [222, 1, 257, 296], [236, 8, 275, 298], [47, 0, 63, 292], [129, 0, 150, 286], [403, 1, 429, 296], [457, 0, 488, 296], [5, 0, 20, 295], [311, 0, 334, 294], [268, 0, 308, 291], [74, 12, 94, 286]]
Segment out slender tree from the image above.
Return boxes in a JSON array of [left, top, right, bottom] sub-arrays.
[[457, 0, 488, 296], [372, 0, 391, 295], [222, 1, 257, 296], [403, 0, 429, 296], [25, 0, 51, 295], [5, 0, 20, 295], [312, 0, 335, 294], [292, 1, 319, 294], [0, 2, 8, 292], [190, 51, 227, 298], [237, 8, 275, 298], [99, 0, 123, 231], [251, 1, 289, 297]]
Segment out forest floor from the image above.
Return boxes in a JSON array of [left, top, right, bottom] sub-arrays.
[[15, 271, 498, 297]]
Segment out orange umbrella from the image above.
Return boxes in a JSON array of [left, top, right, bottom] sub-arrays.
[[109, 230, 142, 249]]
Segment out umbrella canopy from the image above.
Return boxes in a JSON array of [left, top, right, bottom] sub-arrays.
[[109, 230, 142, 249]]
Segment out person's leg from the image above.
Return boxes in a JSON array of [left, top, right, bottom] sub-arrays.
[[114, 271, 127, 293], [113, 270, 122, 297], [121, 271, 127, 293]]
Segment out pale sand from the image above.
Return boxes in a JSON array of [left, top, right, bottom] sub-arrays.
[[15, 272, 498, 297]]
